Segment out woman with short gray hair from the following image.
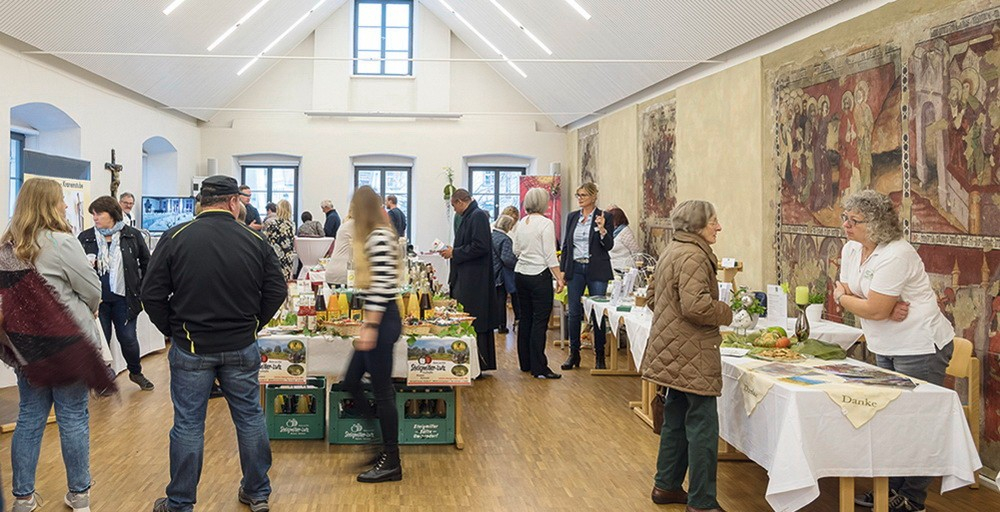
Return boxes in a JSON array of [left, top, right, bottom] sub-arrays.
[[835, 190, 954, 512], [640, 199, 731, 511], [512, 188, 565, 379]]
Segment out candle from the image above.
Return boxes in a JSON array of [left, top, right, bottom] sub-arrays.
[[795, 286, 809, 306]]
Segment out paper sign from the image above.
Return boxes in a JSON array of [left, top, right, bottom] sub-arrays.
[[720, 257, 738, 269], [258, 337, 308, 385], [766, 284, 788, 326], [407, 337, 472, 386], [718, 282, 734, 304]]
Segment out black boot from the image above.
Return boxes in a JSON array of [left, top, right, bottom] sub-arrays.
[[594, 350, 607, 370], [561, 349, 581, 370], [357, 451, 402, 483]]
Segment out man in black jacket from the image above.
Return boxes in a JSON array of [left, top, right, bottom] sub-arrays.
[[143, 175, 286, 512], [321, 199, 341, 238], [385, 195, 407, 238], [442, 189, 497, 371]]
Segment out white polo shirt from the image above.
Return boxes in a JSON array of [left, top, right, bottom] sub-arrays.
[[839, 239, 954, 356]]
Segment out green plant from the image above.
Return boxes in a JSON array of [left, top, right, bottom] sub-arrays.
[[442, 167, 456, 200], [730, 286, 766, 316], [808, 291, 826, 305]]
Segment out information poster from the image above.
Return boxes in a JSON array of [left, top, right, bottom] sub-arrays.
[[24, 174, 91, 235], [519, 175, 562, 244], [406, 337, 472, 386], [258, 337, 308, 385]]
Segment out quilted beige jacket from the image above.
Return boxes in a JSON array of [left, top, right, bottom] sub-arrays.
[[640, 231, 733, 396]]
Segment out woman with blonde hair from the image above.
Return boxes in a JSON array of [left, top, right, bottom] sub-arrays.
[[262, 199, 295, 280], [341, 186, 403, 483], [0, 178, 115, 512]]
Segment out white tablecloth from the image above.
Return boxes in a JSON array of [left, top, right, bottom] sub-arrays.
[[257, 334, 480, 381], [756, 315, 864, 351], [0, 312, 167, 388], [720, 357, 982, 511], [295, 237, 335, 278]]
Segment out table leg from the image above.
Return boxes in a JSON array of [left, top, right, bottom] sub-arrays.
[[839, 477, 855, 512], [591, 316, 639, 376], [631, 380, 655, 429], [873, 477, 889, 512], [454, 386, 464, 450]]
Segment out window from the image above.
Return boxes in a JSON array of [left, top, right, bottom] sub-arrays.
[[9, 132, 25, 216], [354, 0, 413, 76], [469, 167, 526, 221], [355, 166, 411, 238], [240, 166, 299, 220]]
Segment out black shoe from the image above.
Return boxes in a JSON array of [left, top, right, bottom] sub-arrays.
[[357, 452, 403, 483], [594, 359, 607, 370], [237, 487, 270, 512], [210, 384, 224, 398], [560, 350, 581, 370], [535, 372, 561, 379], [129, 372, 155, 391], [498, 327, 509, 334]]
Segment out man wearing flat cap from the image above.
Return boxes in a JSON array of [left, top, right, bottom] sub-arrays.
[[143, 174, 287, 512]]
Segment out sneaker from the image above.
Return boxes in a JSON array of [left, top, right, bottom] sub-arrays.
[[238, 487, 270, 512], [152, 497, 175, 512], [64, 490, 91, 511], [129, 372, 155, 390], [12, 493, 40, 512], [888, 494, 925, 512], [855, 488, 898, 508]]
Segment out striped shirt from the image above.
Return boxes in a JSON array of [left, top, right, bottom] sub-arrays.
[[362, 227, 400, 313]]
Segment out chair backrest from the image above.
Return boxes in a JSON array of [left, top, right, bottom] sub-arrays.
[[946, 337, 973, 378]]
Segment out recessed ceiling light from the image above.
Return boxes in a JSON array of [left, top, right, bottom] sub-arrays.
[[563, 0, 591, 20], [438, 0, 527, 78], [488, 0, 552, 55], [238, 0, 327, 75], [208, 0, 272, 51], [162, 0, 188, 15]]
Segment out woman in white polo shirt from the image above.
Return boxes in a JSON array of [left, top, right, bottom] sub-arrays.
[[833, 190, 954, 512]]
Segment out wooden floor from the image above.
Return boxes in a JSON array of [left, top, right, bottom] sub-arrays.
[[0, 328, 994, 511]]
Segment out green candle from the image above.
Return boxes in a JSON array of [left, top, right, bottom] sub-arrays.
[[795, 286, 809, 306]]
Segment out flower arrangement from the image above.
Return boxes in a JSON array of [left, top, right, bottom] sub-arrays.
[[730, 286, 766, 316]]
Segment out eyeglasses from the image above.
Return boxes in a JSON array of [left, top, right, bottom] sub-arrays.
[[239, 193, 251, 198], [575, 193, 591, 199], [840, 213, 867, 227]]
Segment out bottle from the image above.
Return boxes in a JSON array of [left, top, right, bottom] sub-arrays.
[[274, 394, 285, 415], [306, 299, 317, 332], [296, 394, 312, 414], [435, 398, 447, 418], [419, 285, 432, 320], [350, 293, 364, 320], [337, 292, 348, 319], [315, 292, 327, 324], [296, 299, 308, 330], [346, 259, 355, 289], [407, 293, 420, 318]]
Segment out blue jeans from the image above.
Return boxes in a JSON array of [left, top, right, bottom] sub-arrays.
[[165, 342, 271, 511], [11, 374, 91, 498], [567, 263, 608, 352], [99, 295, 142, 374], [875, 341, 954, 508]]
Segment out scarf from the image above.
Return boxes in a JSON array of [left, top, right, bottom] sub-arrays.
[[96, 222, 126, 296], [614, 224, 625, 237], [0, 242, 116, 392]]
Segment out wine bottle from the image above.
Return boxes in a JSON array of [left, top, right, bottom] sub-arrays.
[[315, 291, 327, 324]]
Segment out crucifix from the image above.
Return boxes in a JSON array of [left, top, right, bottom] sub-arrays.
[[105, 149, 122, 198]]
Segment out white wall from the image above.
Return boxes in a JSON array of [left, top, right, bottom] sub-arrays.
[[0, 40, 201, 229], [202, 3, 566, 250]]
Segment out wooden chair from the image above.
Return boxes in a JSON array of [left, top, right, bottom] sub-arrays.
[[946, 337, 980, 489]]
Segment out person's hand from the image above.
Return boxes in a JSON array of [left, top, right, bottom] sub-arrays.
[[890, 301, 910, 322], [555, 276, 565, 293], [833, 281, 848, 304], [440, 247, 453, 259], [250, 221, 262, 230], [595, 214, 606, 232], [354, 325, 377, 352]]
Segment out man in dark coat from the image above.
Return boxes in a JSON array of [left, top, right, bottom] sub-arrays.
[[441, 189, 498, 371]]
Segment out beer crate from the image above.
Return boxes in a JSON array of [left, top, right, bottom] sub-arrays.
[[265, 376, 326, 440], [396, 386, 455, 445], [328, 381, 382, 444]]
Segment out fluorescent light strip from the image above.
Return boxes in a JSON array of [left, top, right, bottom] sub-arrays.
[[438, 0, 527, 78], [162, 0, 187, 15], [238, 0, 326, 75], [208, 0, 272, 51], [488, 0, 552, 55], [563, 0, 591, 20]]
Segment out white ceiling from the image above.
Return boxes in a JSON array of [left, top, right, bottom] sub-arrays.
[[0, 0, 841, 125]]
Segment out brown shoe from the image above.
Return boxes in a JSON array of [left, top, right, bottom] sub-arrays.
[[651, 487, 687, 504], [685, 506, 726, 512]]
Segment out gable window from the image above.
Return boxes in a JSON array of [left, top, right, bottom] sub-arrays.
[[470, 166, 526, 221], [354, 0, 413, 76], [355, 165, 411, 239], [9, 132, 25, 216]]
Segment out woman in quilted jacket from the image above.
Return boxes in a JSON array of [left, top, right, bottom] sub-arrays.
[[639, 200, 732, 512]]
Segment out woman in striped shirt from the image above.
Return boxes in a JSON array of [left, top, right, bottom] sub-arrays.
[[341, 186, 404, 483]]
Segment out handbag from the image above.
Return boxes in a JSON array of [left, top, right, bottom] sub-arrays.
[[651, 386, 666, 435]]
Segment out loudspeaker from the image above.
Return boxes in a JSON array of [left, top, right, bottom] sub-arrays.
[[207, 158, 218, 175], [550, 162, 561, 175]]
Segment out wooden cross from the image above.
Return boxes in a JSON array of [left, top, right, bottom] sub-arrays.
[[105, 149, 122, 198]]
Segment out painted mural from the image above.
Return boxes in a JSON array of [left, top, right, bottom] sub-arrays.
[[775, 46, 903, 228], [779, 232, 847, 321], [909, 8, 1000, 236], [577, 124, 599, 187], [639, 99, 677, 257]]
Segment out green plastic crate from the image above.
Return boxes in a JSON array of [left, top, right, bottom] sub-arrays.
[[396, 386, 455, 445], [265, 376, 326, 440], [328, 382, 382, 444]]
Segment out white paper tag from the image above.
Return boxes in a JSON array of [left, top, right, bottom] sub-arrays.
[[718, 282, 734, 304], [766, 284, 788, 326], [721, 257, 738, 269]]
